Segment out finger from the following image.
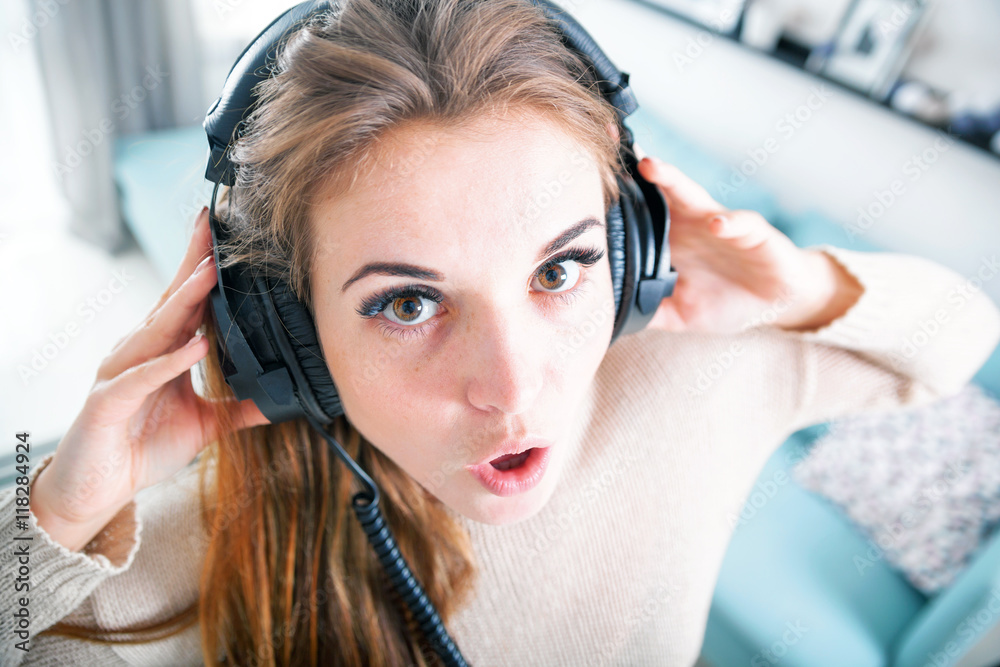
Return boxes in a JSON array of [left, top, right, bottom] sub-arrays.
[[160, 299, 208, 360], [108, 208, 213, 356], [194, 395, 271, 449], [88, 333, 209, 426], [211, 397, 271, 437], [182, 299, 208, 341], [637, 157, 727, 217], [115, 297, 207, 366], [97, 255, 217, 382], [647, 299, 686, 332], [155, 207, 213, 310], [235, 399, 270, 431], [709, 210, 776, 250], [173, 296, 208, 350]]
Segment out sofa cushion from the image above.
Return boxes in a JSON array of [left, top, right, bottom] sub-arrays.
[[702, 431, 927, 667], [792, 383, 1000, 595]]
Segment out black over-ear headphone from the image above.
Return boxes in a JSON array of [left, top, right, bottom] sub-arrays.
[[202, 1, 678, 664]]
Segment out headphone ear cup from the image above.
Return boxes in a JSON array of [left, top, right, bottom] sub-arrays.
[[266, 276, 345, 422], [608, 172, 645, 345], [606, 198, 626, 321]]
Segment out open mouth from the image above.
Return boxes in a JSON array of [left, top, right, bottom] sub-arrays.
[[490, 449, 533, 471], [468, 447, 553, 497]]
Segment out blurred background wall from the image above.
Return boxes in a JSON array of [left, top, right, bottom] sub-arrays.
[[1, 1, 998, 664]]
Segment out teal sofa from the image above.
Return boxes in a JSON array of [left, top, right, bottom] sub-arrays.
[[620, 109, 1000, 667], [114, 109, 1000, 667]]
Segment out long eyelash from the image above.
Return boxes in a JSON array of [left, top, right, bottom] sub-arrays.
[[356, 285, 444, 319], [374, 318, 430, 342], [546, 246, 605, 270], [359, 245, 605, 340], [552, 274, 592, 307]]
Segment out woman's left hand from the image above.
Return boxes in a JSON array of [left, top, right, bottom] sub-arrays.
[[636, 156, 861, 334]]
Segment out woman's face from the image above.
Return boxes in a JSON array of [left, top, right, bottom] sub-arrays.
[[308, 110, 616, 525]]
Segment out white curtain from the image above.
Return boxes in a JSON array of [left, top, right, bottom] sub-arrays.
[[27, 0, 205, 251]]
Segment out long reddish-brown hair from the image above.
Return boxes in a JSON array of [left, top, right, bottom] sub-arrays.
[[42, 0, 624, 663]]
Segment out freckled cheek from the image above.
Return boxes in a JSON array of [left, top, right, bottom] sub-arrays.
[[318, 327, 387, 405], [558, 283, 615, 358], [337, 339, 445, 409]]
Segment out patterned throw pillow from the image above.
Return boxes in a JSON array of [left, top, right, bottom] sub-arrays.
[[792, 383, 1000, 594]]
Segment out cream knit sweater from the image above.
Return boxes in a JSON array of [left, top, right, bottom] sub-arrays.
[[3, 244, 999, 666]]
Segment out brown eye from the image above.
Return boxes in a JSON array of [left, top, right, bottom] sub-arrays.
[[386, 295, 438, 326], [532, 259, 581, 294]]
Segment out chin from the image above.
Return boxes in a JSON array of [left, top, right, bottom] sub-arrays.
[[451, 474, 558, 526]]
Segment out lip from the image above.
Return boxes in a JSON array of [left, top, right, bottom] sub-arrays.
[[466, 437, 554, 498], [470, 436, 554, 467]]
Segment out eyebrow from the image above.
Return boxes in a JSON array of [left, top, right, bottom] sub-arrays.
[[339, 216, 605, 294]]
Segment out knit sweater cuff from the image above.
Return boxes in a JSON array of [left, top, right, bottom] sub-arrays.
[[782, 243, 1000, 404], [1, 452, 143, 630], [790, 243, 897, 350]]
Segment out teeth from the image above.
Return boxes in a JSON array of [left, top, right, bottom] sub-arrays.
[[492, 450, 530, 471]]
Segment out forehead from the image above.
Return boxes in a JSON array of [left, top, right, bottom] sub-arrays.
[[308, 111, 605, 273]]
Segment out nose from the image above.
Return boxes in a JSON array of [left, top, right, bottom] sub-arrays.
[[464, 301, 544, 415]]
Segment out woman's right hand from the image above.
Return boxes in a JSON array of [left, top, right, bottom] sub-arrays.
[[29, 207, 270, 552]]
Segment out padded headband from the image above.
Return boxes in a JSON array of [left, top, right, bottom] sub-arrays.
[[203, 0, 678, 426], [205, 0, 638, 186]]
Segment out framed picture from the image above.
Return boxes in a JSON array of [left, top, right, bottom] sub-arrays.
[[807, 0, 928, 101]]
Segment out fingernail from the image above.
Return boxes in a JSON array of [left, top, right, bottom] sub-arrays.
[[196, 255, 214, 273], [712, 215, 728, 231], [201, 205, 208, 216], [185, 332, 204, 348]]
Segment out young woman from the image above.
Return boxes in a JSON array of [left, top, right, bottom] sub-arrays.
[[4, 0, 999, 664]]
